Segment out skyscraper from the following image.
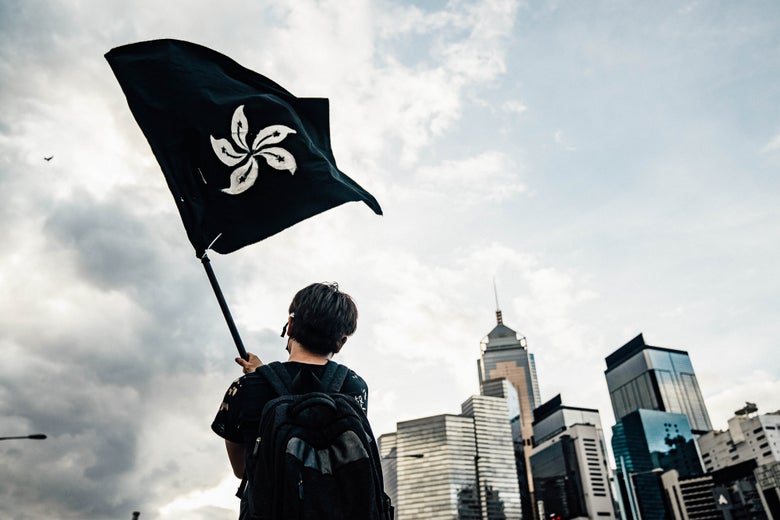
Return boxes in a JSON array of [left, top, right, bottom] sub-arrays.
[[391, 414, 480, 519], [382, 395, 523, 519], [604, 333, 712, 434], [480, 378, 529, 516], [478, 307, 541, 506], [462, 395, 524, 519], [531, 394, 617, 519]]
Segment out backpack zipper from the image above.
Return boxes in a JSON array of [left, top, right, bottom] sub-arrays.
[[252, 436, 261, 456]]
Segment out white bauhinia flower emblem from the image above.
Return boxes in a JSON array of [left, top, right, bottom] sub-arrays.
[[209, 105, 298, 195]]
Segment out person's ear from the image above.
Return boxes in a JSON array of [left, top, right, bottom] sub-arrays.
[[333, 336, 348, 354], [286, 315, 294, 336]]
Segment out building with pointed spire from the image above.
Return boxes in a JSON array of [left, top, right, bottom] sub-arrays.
[[478, 304, 541, 515]]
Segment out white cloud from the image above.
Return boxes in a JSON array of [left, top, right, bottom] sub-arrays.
[[413, 150, 525, 204], [503, 100, 528, 114], [762, 133, 780, 153], [329, 0, 521, 164], [705, 372, 780, 430], [554, 129, 577, 151], [158, 473, 238, 519]]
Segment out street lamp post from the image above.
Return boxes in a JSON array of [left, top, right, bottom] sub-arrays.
[[0, 434, 47, 441]]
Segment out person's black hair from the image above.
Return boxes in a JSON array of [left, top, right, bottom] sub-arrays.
[[288, 282, 358, 355]]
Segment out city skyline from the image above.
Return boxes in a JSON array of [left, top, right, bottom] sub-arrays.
[[1, 1, 779, 518]]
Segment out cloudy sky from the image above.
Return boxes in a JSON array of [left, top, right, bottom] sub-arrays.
[[1, 0, 779, 518]]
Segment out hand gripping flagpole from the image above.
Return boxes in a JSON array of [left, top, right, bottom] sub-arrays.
[[199, 252, 248, 360]]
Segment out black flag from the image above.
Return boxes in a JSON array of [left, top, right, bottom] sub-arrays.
[[106, 39, 382, 256]]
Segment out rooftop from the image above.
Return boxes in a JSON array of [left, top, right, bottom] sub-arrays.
[[533, 393, 600, 425], [604, 332, 688, 372]]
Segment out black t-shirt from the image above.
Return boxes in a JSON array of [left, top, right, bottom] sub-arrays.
[[212, 361, 369, 445]]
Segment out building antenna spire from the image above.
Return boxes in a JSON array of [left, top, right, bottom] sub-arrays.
[[493, 277, 503, 325]]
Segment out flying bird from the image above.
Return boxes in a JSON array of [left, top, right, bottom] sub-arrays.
[[44, 155, 53, 161]]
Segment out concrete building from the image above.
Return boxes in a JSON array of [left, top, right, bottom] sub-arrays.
[[530, 394, 617, 519], [604, 333, 712, 434], [478, 308, 541, 508], [755, 461, 780, 519], [661, 469, 721, 519], [378, 432, 399, 512], [462, 395, 524, 519], [480, 378, 525, 509], [693, 404, 780, 518], [698, 405, 780, 474], [389, 414, 480, 519], [381, 394, 523, 519], [709, 460, 768, 520]]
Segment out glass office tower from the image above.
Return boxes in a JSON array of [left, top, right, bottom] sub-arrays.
[[612, 409, 703, 520], [605, 333, 712, 434]]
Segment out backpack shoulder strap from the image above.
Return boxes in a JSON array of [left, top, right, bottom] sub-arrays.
[[321, 362, 350, 393], [259, 361, 293, 397]]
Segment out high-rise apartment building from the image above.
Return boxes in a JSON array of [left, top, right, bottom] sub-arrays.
[[605, 333, 712, 434], [378, 432, 399, 512], [480, 378, 529, 516], [478, 308, 540, 505], [530, 394, 617, 519], [381, 395, 523, 519], [462, 395, 524, 519], [388, 414, 480, 519]]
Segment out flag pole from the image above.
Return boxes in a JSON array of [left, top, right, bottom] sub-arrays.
[[199, 252, 248, 360]]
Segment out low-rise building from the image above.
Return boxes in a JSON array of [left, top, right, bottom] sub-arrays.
[[755, 460, 780, 519], [660, 469, 721, 519], [697, 405, 780, 474]]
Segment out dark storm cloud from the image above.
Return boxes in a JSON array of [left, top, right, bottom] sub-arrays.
[[44, 191, 167, 290], [0, 129, 283, 514], [38, 186, 281, 361], [0, 175, 235, 517], [1, 362, 143, 518]]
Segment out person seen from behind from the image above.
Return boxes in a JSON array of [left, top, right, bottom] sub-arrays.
[[212, 282, 385, 519]]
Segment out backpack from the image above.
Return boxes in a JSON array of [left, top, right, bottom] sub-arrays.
[[243, 361, 393, 520]]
